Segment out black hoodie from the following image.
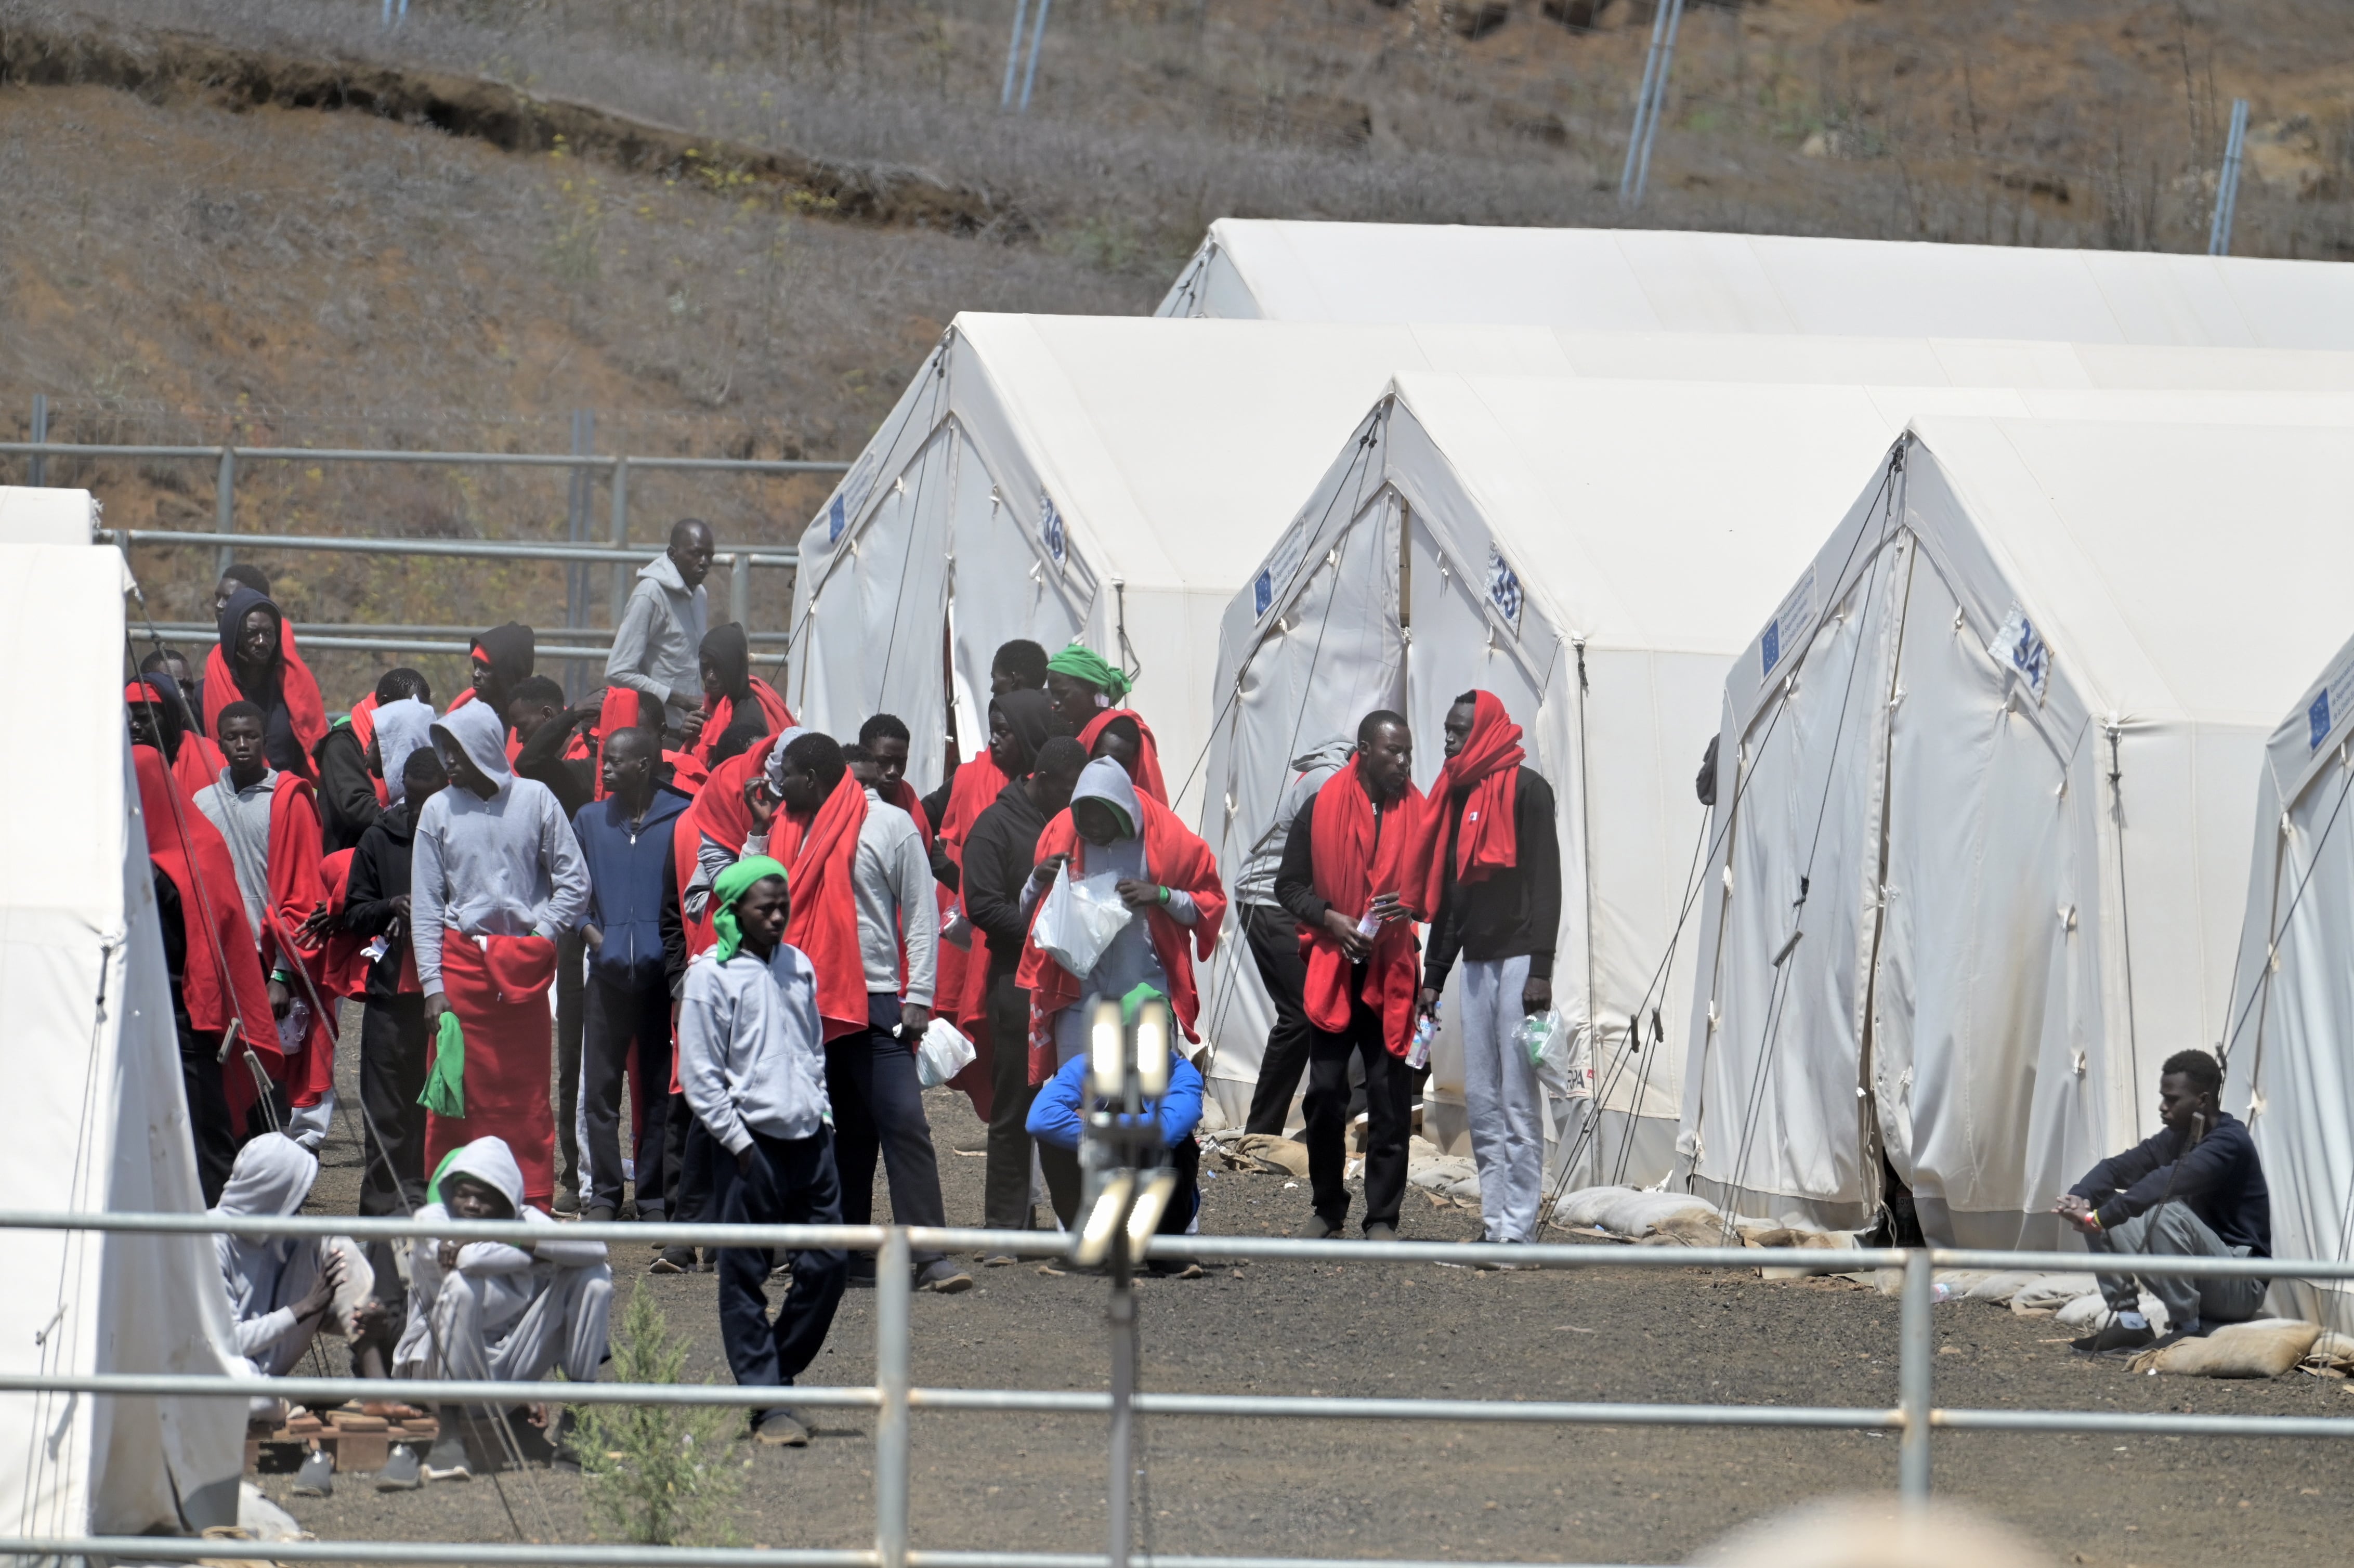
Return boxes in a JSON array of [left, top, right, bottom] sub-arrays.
[[961, 777, 1053, 981], [469, 621, 537, 713], [345, 799, 422, 1004]]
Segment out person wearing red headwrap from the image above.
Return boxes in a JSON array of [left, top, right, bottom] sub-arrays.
[[1273, 710, 1432, 1241], [1416, 691, 1562, 1250], [132, 743, 279, 1202], [126, 673, 228, 808], [1077, 709, 1169, 807]]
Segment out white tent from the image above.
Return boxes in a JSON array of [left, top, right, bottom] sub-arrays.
[[1681, 416, 2354, 1249], [785, 315, 2354, 819], [2222, 632, 2354, 1329], [1199, 382, 2354, 1148], [0, 527, 245, 1539], [1158, 219, 2354, 351]]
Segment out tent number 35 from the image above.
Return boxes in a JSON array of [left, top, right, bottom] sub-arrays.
[[1486, 546, 1524, 634]]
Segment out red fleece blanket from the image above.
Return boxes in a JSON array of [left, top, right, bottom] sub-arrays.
[[203, 645, 328, 781], [1303, 759, 1430, 1060], [1077, 708, 1169, 806], [425, 933, 560, 1208]]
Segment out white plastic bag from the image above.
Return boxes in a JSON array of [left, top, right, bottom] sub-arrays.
[[914, 1017, 978, 1089], [1521, 1009, 1574, 1096], [1031, 865, 1132, 977]]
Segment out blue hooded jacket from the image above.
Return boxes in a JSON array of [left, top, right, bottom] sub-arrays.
[[573, 784, 692, 987]]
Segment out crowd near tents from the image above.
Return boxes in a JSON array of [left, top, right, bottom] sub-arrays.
[[32, 221, 2354, 1532]]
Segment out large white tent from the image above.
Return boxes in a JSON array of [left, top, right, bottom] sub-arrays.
[[1680, 417, 2354, 1250], [784, 314, 2354, 819], [0, 519, 245, 1539], [1157, 219, 2354, 351], [1200, 382, 2354, 1149], [2222, 632, 2354, 1329]]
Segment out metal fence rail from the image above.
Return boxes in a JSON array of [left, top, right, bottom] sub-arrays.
[[5, 1210, 2350, 1568]]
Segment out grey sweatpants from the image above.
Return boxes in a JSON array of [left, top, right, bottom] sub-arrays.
[[423, 1262, 614, 1386], [1459, 956, 1545, 1244], [2088, 1199, 2266, 1331]]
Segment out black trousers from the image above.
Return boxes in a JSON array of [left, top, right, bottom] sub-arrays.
[[1243, 903, 1315, 1134], [358, 994, 430, 1217], [1302, 986, 1413, 1232], [983, 968, 1047, 1230], [829, 994, 948, 1274], [555, 930, 587, 1195], [180, 1022, 237, 1207], [583, 969, 675, 1216], [711, 1127, 848, 1417], [666, 1092, 714, 1227]]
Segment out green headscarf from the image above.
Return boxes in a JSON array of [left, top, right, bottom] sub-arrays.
[[1045, 642, 1130, 700], [713, 855, 790, 964]]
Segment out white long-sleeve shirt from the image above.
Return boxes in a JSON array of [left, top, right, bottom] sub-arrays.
[[745, 789, 938, 1008], [677, 942, 832, 1154], [411, 774, 590, 993]]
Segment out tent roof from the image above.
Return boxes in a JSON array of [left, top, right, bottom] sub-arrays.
[[946, 313, 2354, 598], [1160, 220, 2354, 350], [1894, 414, 2354, 731]]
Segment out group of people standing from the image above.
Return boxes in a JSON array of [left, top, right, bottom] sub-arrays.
[[125, 517, 1572, 1473]]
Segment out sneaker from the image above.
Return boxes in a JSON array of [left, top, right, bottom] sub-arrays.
[[1363, 1221, 1398, 1243], [552, 1186, 581, 1218], [753, 1408, 810, 1447], [649, 1246, 697, 1275], [375, 1443, 422, 1492], [292, 1446, 334, 1497], [917, 1260, 974, 1294], [421, 1431, 472, 1483], [2071, 1317, 2158, 1357]]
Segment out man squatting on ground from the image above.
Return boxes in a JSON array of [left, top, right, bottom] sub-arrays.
[[1419, 691, 1562, 1252], [2059, 1048, 2272, 1355], [212, 1134, 383, 1419], [384, 1135, 613, 1488], [1274, 711, 1428, 1240], [677, 856, 848, 1447], [413, 701, 591, 1210]]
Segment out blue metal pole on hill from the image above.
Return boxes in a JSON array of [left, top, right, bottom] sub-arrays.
[[1001, 0, 1030, 109], [1629, 0, 1686, 208], [1019, 0, 1054, 114], [1618, 0, 1672, 201], [2207, 97, 2250, 257]]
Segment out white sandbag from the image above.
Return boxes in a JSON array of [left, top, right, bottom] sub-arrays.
[[913, 1017, 978, 1089], [2299, 1329, 2354, 1376], [2008, 1273, 2101, 1316], [1031, 866, 1131, 977], [2052, 1291, 2169, 1335], [2130, 1318, 2322, 1379], [1408, 1151, 1482, 1203], [1554, 1184, 1722, 1239], [1960, 1271, 2048, 1303], [1205, 1130, 1311, 1177]]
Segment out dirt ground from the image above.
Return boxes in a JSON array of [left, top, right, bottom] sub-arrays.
[[278, 1018, 2353, 1568]]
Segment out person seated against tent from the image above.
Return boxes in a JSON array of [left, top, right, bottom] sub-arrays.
[[1045, 642, 1170, 805], [608, 517, 715, 743], [195, 700, 338, 1147], [1418, 691, 1562, 1254], [384, 1135, 612, 1488], [1016, 757, 1225, 1228], [677, 856, 848, 1447], [413, 701, 591, 1212], [314, 668, 431, 854], [213, 1134, 389, 1419], [1026, 985, 1207, 1279], [2058, 1049, 2272, 1355], [683, 621, 792, 770], [206, 581, 328, 783], [1273, 711, 1429, 1242]]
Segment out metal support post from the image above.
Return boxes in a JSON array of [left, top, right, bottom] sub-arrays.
[[1107, 1229, 1136, 1568], [609, 457, 632, 626], [1000, 0, 1030, 109], [730, 551, 752, 633], [1898, 1249, 1933, 1505], [2208, 98, 2251, 257], [1618, 0, 1672, 199], [1019, 0, 1052, 113], [875, 1227, 912, 1568], [27, 395, 46, 487], [214, 447, 238, 577], [1629, 0, 1686, 207]]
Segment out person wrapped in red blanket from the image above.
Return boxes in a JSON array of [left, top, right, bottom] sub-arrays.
[[411, 700, 591, 1211], [682, 622, 792, 774], [126, 672, 229, 808], [205, 584, 328, 782], [1044, 639, 1171, 806], [1271, 710, 1431, 1241], [1015, 756, 1225, 1226]]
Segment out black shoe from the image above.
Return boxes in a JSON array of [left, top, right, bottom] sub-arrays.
[[1363, 1221, 1398, 1243], [753, 1408, 810, 1446], [2071, 1317, 2157, 1357], [918, 1260, 974, 1293], [649, 1246, 697, 1275], [421, 1430, 472, 1483], [583, 1205, 618, 1224], [1306, 1216, 1342, 1240], [845, 1269, 877, 1290], [552, 1186, 580, 1218]]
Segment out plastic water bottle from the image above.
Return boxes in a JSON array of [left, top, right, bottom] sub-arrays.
[[1408, 1005, 1437, 1070]]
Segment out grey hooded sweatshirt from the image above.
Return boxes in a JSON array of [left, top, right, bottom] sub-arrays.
[[606, 552, 709, 717]]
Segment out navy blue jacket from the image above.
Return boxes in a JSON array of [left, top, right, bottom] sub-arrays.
[[572, 786, 691, 991], [2069, 1109, 2271, 1257]]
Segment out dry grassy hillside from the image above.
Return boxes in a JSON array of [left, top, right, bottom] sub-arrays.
[[4, 0, 2350, 702]]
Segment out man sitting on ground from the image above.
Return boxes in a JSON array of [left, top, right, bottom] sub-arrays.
[[2058, 1049, 2271, 1355], [385, 1135, 612, 1488]]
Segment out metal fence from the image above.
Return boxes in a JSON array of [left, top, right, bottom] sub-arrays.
[[5, 1209, 2351, 1568], [3, 435, 849, 655]]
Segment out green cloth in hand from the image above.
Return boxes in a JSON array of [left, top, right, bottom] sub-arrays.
[[419, 1009, 466, 1118]]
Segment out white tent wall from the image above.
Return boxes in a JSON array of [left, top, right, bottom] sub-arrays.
[[1156, 220, 2354, 350], [2224, 633, 2354, 1331], [1683, 416, 2354, 1249], [0, 544, 244, 1540]]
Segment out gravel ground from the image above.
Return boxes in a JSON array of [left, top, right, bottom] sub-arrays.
[[284, 1028, 2352, 1567]]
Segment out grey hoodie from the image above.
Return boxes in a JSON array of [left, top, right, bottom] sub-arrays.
[[372, 696, 437, 805], [211, 1134, 323, 1364], [393, 1135, 607, 1371], [606, 552, 709, 717], [1235, 738, 1355, 909]]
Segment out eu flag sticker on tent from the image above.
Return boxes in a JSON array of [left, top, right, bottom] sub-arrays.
[[1486, 545, 1523, 634], [1989, 605, 2050, 705], [2312, 689, 2334, 753], [1761, 567, 1816, 679], [2310, 658, 2354, 751], [1253, 568, 1273, 618]]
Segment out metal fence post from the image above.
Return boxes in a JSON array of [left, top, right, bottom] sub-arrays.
[[214, 447, 238, 577], [28, 395, 46, 487], [875, 1226, 911, 1568], [609, 457, 632, 626], [730, 551, 752, 633], [1899, 1249, 1933, 1505]]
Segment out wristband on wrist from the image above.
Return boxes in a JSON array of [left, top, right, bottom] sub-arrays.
[[270, 967, 293, 985], [1157, 885, 1171, 906]]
